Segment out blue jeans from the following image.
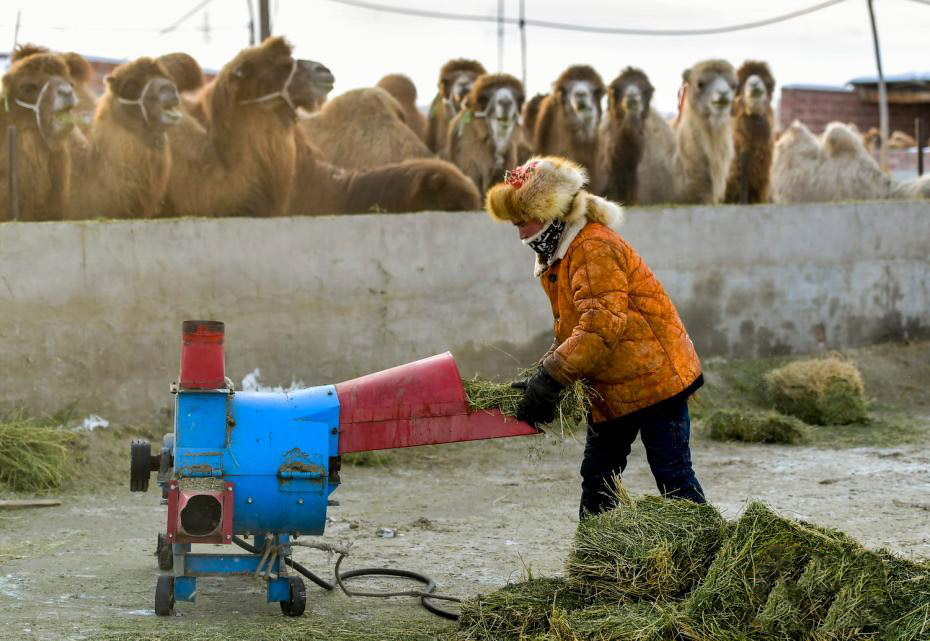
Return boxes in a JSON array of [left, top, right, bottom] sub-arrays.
[[580, 398, 705, 517]]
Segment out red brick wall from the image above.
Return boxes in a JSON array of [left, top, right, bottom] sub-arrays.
[[779, 87, 930, 139]]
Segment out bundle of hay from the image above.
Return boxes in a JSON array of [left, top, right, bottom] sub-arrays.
[[764, 357, 868, 425], [548, 602, 680, 641], [703, 408, 808, 444], [565, 486, 727, 602], [457, 577, 585, 640], [0, 413, 77, 492], [679, 501, 853, 638], [463, 372, 592, 434]]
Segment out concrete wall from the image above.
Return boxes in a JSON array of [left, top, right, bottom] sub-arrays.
[[1, 201, 928, 423]]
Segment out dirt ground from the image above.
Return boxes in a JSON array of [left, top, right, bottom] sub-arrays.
[[1, 342, 929, 641]]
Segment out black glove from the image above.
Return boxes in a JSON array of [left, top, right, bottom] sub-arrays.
[[512, 366, 564, 426]]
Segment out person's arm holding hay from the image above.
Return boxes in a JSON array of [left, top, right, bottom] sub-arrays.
[[484, 156, 706, 517]]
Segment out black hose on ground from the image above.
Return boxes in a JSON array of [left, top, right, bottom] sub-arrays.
[[230, 535, 461, 620], [231, 535, 335, 591]]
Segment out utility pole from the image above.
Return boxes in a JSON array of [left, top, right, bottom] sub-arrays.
[[259, 0, 271, 42], [497, 0, 504, 73], [246, 0, 256, 45], [519, 0, 527, 89], [866, 0, 889, 172]]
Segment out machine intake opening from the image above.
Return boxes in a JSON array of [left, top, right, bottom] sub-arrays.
[[180, 494, 223, 536]]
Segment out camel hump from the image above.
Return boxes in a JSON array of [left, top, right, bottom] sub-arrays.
[[157, 52, 205, 93]]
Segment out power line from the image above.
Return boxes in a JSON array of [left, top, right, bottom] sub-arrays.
[[322, 0, 850, 36], [160, 0, 215, 35]]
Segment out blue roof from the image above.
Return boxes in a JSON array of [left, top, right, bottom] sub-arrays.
[[848, 71, 930, 85]]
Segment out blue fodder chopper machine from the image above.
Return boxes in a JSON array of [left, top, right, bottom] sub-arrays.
[[130, 320, 539, 616]]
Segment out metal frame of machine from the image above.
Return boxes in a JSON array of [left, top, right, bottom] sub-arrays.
[[131, 320, 538, 616]]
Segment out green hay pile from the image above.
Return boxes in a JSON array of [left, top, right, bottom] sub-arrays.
[[679, 501, 855, 639], [565, 486, 727, 603], [548, 602, 681, 641], [457, 577, 585, 640], [703, 408, 809, 444], [0, 412, 78, 492], [463, 372, 592, 434], [764, 357, 868, 425]]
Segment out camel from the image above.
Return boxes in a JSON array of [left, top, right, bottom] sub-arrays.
[[637, 59, 738, 205], [724, 61, 776, 203], [67, 57, 182, 219], [533, 65, 605, 174], [11, 44, 96, 132], [377, 73, 427, 141], [595, 67, 654, 203], [288, 132, 480, 214], [447, 73, 524, 197], [771, 120, 930, 203], [299, 87, 432, 170], [0, 52, 78, 221], [162, 36, 308, 217], [862, 128, 919, 151], [425, 59, 486, 154]]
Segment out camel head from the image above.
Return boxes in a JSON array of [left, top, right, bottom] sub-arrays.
[[736, 60, 775, 116], [289, 59, 335, 113], [554, 65, 604, 138], [217, 35, 306, 119], [439, 59, 486, 114], [683, 59, 737, 125], [608, 67, 653, 123], [469, 74, 524, 154], [105, 58, 182, 137], [2, 52, 77, 145]]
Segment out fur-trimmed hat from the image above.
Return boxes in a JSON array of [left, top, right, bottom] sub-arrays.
[[485, 156, 623, 229]]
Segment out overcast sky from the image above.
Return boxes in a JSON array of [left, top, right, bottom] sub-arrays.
[[3, 0, 929, 114]]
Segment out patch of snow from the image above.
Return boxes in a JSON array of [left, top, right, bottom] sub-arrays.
[[75, 414, 109, 432], [240, 368, 305, 393]]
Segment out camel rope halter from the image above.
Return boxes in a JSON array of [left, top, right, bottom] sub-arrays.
[[239, 58, 298, 112], [11, 78, 56, 142], [117, 77, 159, 125]]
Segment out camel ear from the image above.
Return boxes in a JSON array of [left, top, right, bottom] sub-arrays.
[[681, 68, 692, 84], [426, 171, 446, 191]]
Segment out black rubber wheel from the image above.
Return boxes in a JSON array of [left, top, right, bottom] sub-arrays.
[[155, 575, 175, 616], [130, 439, 151, 492], [279, 576, 306, 617], [156, 533, 173, 571]]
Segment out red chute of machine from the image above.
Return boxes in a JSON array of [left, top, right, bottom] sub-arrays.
[[335, 352, 539, 453]]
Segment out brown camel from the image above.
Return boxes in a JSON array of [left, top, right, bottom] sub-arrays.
[[288, 132, 480, 215], [725, 61, 776, 203], [11, 44, 96, 132], [377, 73, 427, 141], [596, 67, 654, 203], [68, 57, 182, 219], [447, 73, 524, 197], [425, 59, 486, 154], [299, 87, 432, 170], [0, 52, 78, 221], [163, 36, 320, 217], [534, 65, 605, 174]]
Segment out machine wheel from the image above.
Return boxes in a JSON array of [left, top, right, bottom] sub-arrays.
[[279, 576, 306, 617], [155, 575, 175, 616], [130, 439, 151, 492], [156, 533, 173, 571]]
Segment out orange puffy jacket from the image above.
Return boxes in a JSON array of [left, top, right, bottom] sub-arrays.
[[540, 221, 701, 422]]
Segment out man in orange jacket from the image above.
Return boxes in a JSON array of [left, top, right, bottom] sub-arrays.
[[486, 156, 705, 516]]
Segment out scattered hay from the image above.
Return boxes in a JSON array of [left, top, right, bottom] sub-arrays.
[[457, 577, 586, 640], [463, 370, 592, 435], [548, 602, 681, 641], [764, 357, 868, 425], [679, 501, 852, 638], [0, 412, 78, 492], [565, 486, 727, 603], [703, 408, 809, 444], [342, 450, 394, 467]]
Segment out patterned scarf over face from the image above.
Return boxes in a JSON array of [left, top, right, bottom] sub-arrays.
[[522, 218, 566, 265]]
